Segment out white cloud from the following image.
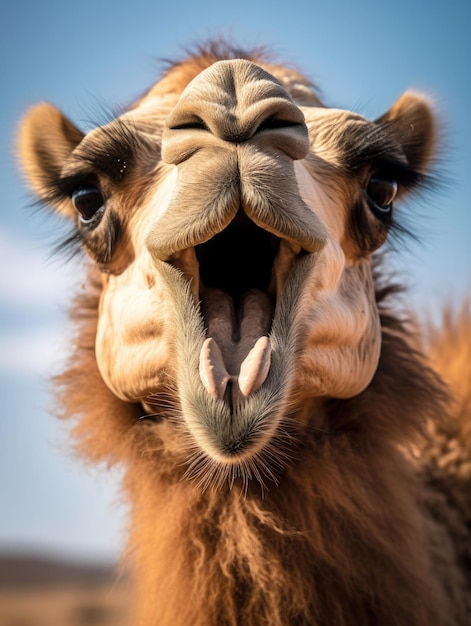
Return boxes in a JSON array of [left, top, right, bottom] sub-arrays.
[[0, 324, 70, 376], [0, 228, 84, 308], [0, 227, 82, 375]]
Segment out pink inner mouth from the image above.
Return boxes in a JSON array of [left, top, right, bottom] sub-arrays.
[[199, 288, 273, 406], [169, 210, 302, 406]]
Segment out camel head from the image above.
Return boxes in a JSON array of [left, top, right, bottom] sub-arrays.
[[18, 50, 436, 487]]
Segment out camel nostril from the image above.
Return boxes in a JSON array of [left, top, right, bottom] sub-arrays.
[[169, 116, 210, 132], [162, 59, 310, 163], [256, 117, 303, 133]]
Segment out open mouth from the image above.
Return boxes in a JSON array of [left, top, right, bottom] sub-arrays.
[[143, 157, 327, 467], [196, 210, 279, 307], [168, 209, 302, 407]]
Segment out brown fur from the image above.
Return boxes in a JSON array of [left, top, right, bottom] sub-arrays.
[[19, 44, 471, 625], [55, 263, 470, 625]]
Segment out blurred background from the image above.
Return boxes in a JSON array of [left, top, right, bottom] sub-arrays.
[[1, 0, 470, 623]]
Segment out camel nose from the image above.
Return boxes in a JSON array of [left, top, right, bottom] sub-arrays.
[[162, 59, 309, 164]]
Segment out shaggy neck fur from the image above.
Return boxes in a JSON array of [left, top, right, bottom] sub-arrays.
[[57, 265, 458, 626]]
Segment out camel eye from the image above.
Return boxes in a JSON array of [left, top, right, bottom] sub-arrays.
[[72, 186, 105, 223], [366, 176, 398, 216]]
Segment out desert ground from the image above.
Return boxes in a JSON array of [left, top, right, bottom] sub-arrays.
[[0, 553, 131, 626]]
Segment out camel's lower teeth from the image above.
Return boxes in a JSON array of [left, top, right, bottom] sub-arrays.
[[238, 335, 272, 397], [199, 335, 272, 403], [199, 337, 231, 399], [198, 288, 274, 405]]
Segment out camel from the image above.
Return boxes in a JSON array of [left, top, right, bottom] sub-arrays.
[[17, 41, 471, 625]]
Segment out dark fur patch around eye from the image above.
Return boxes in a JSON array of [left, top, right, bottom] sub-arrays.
[[43, 117, 157, 209], [340, 122, 440, 253], [349, 195, 419, 257], [51, 210, 123, 265], [75, 118, 140, 183], [36, 116, 160, 263], [339, 124, 398, 167], [339, 123, 427, 189], [349, 198, 387, 255], [80, 210, 123, 264]]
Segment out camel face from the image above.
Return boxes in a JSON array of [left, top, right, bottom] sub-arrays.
[[18, 55, 435, 483]]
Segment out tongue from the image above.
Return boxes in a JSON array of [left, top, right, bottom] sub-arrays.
[[199, 289, 273, 402]]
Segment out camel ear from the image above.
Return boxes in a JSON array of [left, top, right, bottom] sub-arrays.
[[375, 92, 436, 173], [18, 102, 84, 214]]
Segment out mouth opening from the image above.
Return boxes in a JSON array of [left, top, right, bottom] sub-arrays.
[[168, 209, 303, 406], [168, 208, 303, 336], [195, 209, 280, 306]]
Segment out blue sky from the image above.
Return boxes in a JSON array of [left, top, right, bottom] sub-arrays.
[[1, 0, 470, 561]]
